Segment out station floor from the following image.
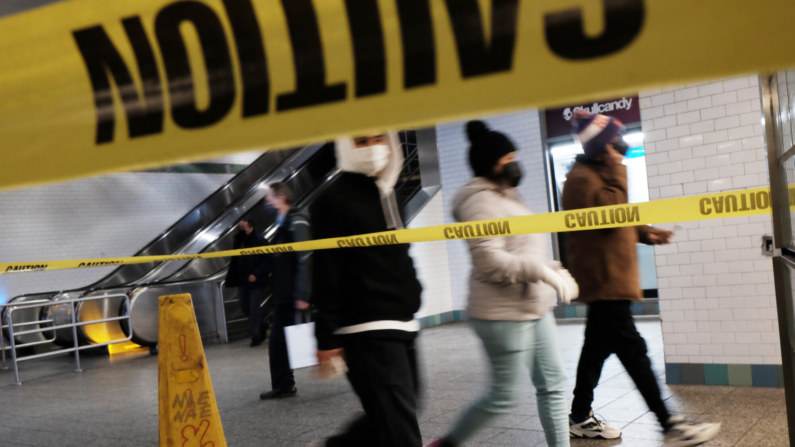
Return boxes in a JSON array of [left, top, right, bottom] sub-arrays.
[[0, 321, 788, 447]]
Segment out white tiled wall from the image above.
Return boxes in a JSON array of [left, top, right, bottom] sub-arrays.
[[639, 75, 781, 365], [0, 172, 233, 303], [409, 193, 455, 318], [437, 110, 554, 310]]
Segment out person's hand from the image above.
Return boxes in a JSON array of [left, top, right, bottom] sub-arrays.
[[248, 274, 256, 283], [296, 300, 310, 310], [555, 268, 579, 304], [541, 266, 578, 305], [604, 146, 625, 166], [317, 349, 346, 379], [317, 348, 344, 364], [648, 229, 673, 245]]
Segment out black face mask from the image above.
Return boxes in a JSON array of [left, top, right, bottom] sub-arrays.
[[612, 139, 630, 156], [265, 203, 278, 216], [498, 161, 523, 188]]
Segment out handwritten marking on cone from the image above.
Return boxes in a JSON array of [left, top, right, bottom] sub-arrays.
[[158, 294, 226, 447]]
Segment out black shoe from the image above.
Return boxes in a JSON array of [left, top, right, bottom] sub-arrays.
[[250, 338, 263, 347], [260, 385, 297, 400]]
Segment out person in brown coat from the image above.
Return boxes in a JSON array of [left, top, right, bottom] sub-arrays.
[[562, 110, 720, 446]]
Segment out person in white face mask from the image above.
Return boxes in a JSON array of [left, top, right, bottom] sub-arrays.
[[347, 135, 391, 176], [308, 133, 424, 447]]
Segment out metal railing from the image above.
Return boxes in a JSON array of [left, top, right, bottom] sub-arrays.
[[0, 294, 132, 385]]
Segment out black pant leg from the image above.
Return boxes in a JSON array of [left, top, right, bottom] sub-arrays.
[[268, 304, 295, 390], [611, 303, 671, 426], [238, 286, 251, 318], [326, 415, 376, 447], [238, 286, 261, 340], [327, 335, 422, 447], [406, 338, 421, 404], [571, 304, 613, 417], [249, 288, 263, 340]]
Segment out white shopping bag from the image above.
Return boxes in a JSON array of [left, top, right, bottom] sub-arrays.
[[285, 322, 318, 369]]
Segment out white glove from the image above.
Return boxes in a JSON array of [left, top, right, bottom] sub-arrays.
[[557, 268, 579, 304], [540, 266, 579, 305]]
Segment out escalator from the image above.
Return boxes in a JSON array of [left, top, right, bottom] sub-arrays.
[[4, 129, 442, 350]]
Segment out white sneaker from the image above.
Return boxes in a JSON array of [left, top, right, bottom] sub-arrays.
[[663, 416, 721, 447], [569, 412, 622, 439]]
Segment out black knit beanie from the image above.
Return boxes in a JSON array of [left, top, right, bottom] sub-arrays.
[[467, 120, 518, 178]]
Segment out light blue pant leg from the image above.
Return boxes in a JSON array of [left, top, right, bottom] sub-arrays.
[[527, 313, 570, 447], [447, 319, 529, 444]]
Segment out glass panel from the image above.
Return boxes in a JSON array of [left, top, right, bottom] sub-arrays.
[[787, 70, 795, 151], [783, 156, 795, 246], [778, 71, 795, 153], [787, 259, 795, 328]]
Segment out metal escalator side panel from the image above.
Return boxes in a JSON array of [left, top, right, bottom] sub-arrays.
[[49, 291, 86, 346], [78, 289, 133, 346], [127, 287, 159, 346], [2, 294, 55, 346], [128, 281, 224, 345]]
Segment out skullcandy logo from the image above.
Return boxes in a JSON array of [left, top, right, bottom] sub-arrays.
[[563, 97, 634, 121]]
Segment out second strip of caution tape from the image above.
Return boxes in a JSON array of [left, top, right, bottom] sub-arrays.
[[0, 187, 774, 275]]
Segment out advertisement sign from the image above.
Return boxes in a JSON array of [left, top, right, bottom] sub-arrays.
[[545, 96, 641, 139]]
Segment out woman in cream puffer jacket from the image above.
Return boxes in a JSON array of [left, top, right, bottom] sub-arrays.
[[453, 176, 570, 320], [425, 121, 576, 447]]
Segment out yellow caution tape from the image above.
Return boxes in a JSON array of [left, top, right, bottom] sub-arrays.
[[0, 0, 794, 191], [0, 187, 775, 275], [159, 294, 227, 447]]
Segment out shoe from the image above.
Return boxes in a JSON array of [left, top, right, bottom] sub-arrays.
[[260, 385, 297, 400], [663, 416, 721, 446], [250, 338, 263, 347], [569, 412, 622, 439]]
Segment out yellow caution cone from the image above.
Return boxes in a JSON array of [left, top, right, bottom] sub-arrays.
[[158, 294, 226, 447]]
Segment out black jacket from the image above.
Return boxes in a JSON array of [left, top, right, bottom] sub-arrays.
[[225, 230, 269, 288], [269, 207, 313, 305], [311, 173, 422, 350]]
